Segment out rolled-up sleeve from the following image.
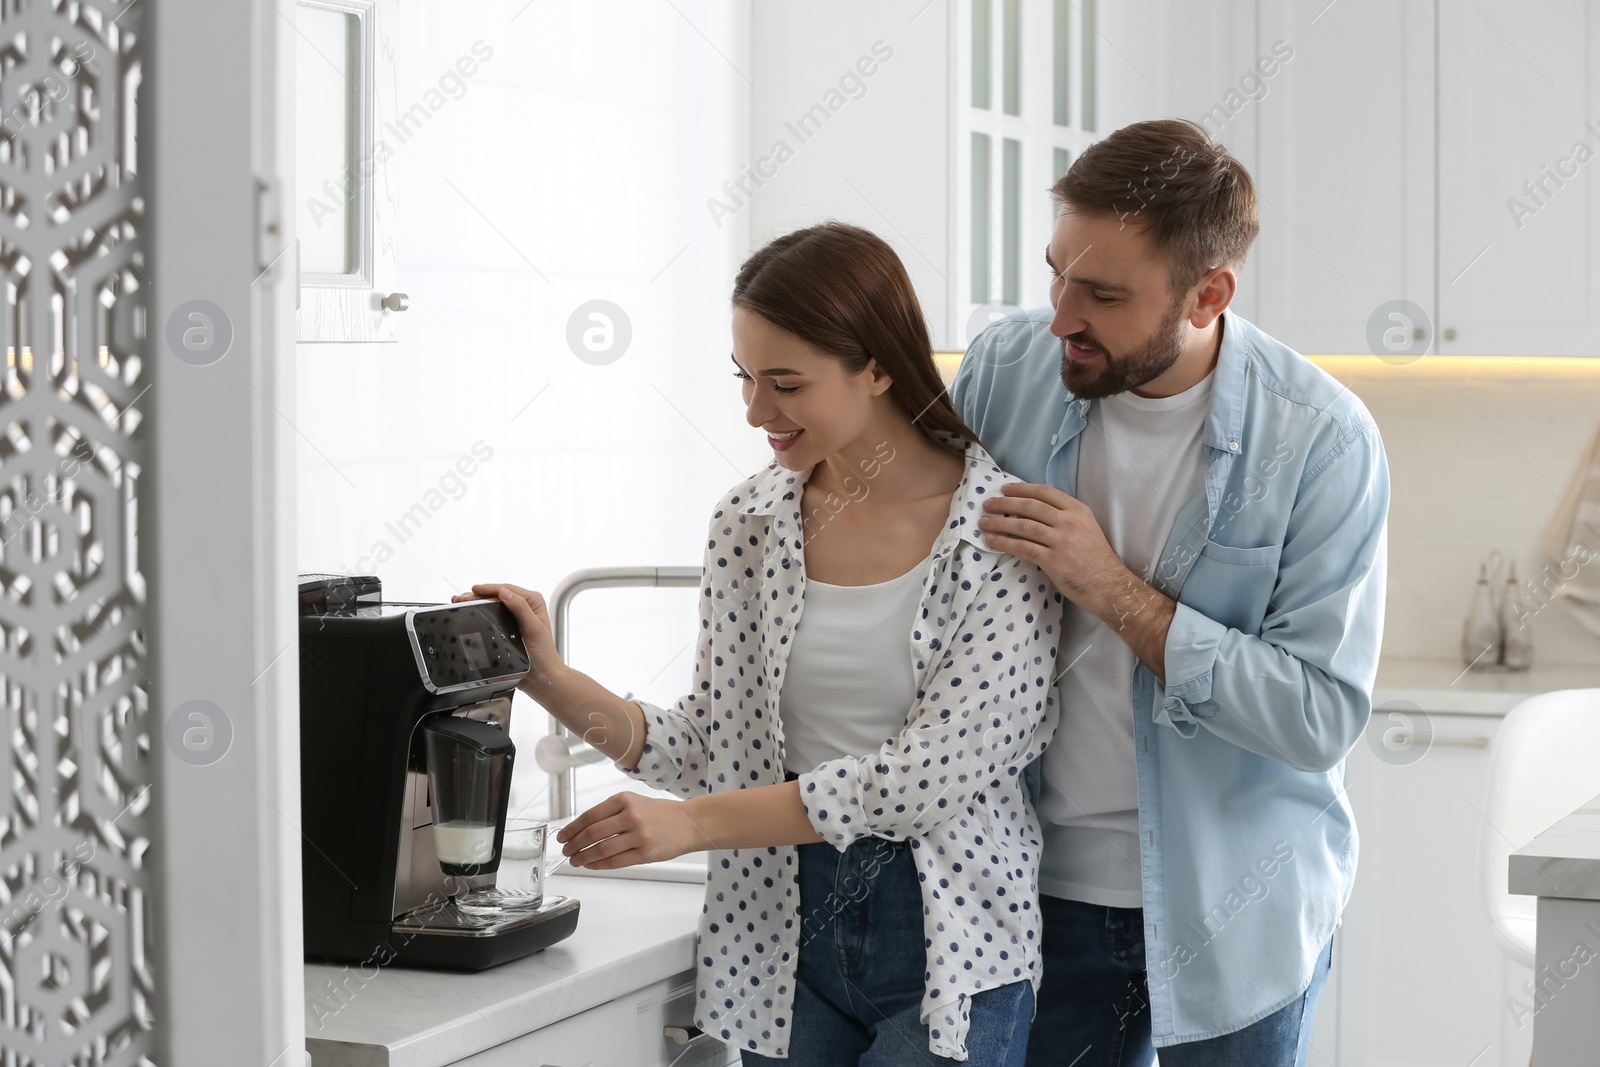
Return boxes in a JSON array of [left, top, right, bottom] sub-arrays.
[[798, 551, 1063, 847], [622, 697, 712, 799], [1156, 426, 1389, 773]]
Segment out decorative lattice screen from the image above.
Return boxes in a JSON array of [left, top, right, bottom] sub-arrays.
[[0, 0, 155, 1063]]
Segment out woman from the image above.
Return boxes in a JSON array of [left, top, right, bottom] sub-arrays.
[[459, 222, 1062, 1065]]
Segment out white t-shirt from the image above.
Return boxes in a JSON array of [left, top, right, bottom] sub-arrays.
[[780, 557, 927, 775], [1039, 369, 1214, 907]]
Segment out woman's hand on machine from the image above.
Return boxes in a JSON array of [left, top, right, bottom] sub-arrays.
[[556, 791, 704, 870], [457, 585, 650, 767], [452, 583, 561, 679]]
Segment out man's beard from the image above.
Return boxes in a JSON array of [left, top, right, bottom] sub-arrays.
[[1059, 297, 1188, 400]]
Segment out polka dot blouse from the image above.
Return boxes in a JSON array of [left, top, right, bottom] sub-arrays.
[[622, 436, 1064, 1061]]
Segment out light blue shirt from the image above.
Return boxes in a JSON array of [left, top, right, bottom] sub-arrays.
[[951, 308, 1389, 1045]]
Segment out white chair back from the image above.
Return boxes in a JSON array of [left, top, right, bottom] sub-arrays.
[[1480, 687, 1600, 968]]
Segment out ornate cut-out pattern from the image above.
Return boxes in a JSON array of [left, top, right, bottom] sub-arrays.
[[0, 1, 154, 1063]]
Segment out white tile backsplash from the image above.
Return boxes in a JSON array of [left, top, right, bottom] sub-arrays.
[[1318, 360, 1600, 666]]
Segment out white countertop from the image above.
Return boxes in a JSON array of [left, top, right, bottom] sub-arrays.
[[1510, 791, 1600, 902], [1373, 655, 1600, 716], [304, 873, 705, 1067], [298, 656, 1600, 1064]]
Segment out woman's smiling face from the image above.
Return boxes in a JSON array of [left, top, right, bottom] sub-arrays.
[[730, 307, 892, 470]]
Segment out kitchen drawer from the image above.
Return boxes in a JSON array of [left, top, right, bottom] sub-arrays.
[[455, 970, 735, 1067]]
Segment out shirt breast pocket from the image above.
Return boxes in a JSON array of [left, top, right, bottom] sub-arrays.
[[1178, 540, 1283, 636]]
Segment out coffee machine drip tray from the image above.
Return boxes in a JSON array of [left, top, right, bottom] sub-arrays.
[[388, 895, 581, 969], [398, 894, 579, 936]]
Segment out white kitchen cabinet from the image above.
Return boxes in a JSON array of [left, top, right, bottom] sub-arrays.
[[295, 0, 407, 342], [1253, 0, 1434, 357], [1137, 0, 1263, 326], [1250, 0, 1598, 357], [1436, 0, 1599, 357], [1332, 711, 1534, 1067], [455, 970, 736, 1067]]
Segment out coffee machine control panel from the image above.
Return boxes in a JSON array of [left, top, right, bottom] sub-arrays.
[[404, 600, 531, 694]]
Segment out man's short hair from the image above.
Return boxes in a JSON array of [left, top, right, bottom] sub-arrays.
[[1052, 118, 1260, 295]]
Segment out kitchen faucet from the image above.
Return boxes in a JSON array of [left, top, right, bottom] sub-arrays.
[[540, 566, 702, 820]]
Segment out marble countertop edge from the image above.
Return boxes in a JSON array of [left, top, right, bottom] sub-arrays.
[[1372, 656, 1600, 717], [1510, 794, 1600, 902]]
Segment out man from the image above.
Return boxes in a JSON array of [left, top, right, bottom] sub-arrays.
[[950, 118, 1388, 1065]]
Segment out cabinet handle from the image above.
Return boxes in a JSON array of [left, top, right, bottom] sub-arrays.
[[1442, 326, 1456, 341], [1393, 732, 1487, 749], [381, 292, 410, 312], [665, 1024, 708, 1045]]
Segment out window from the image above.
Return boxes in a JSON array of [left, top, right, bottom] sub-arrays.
[[957, 0, 1100, 342]]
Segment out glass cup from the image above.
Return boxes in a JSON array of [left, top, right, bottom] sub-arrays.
[[498, 819, 549, 903], [454, 819, 548, 915]]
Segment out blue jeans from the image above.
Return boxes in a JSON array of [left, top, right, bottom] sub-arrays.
[[741, 838, 1033, 1066], [1026, 895, 1333, 1067]]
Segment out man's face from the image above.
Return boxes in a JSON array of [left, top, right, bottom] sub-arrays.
[[1045, 207, 1195, 400]]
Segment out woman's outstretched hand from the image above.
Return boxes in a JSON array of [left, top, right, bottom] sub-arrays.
[[452, 583, 561, 682], [556, 791, 706, 870], [456, 583, 649, 767]]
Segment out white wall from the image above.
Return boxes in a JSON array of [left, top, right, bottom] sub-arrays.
[[749, 1, 956, 343], [295, 0, 758, 816]]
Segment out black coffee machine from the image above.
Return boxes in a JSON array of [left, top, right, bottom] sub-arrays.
[[297, 574, 579, 970]]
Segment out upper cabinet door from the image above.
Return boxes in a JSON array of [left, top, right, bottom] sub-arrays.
[[296, 0, 404, 343], [1437, 0, 1597, 356], [1253, 0, 1435, 356], [1159, 0, 1263, 323]]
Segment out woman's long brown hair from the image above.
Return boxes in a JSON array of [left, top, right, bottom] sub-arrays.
[[731, 222, 981, 457]]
